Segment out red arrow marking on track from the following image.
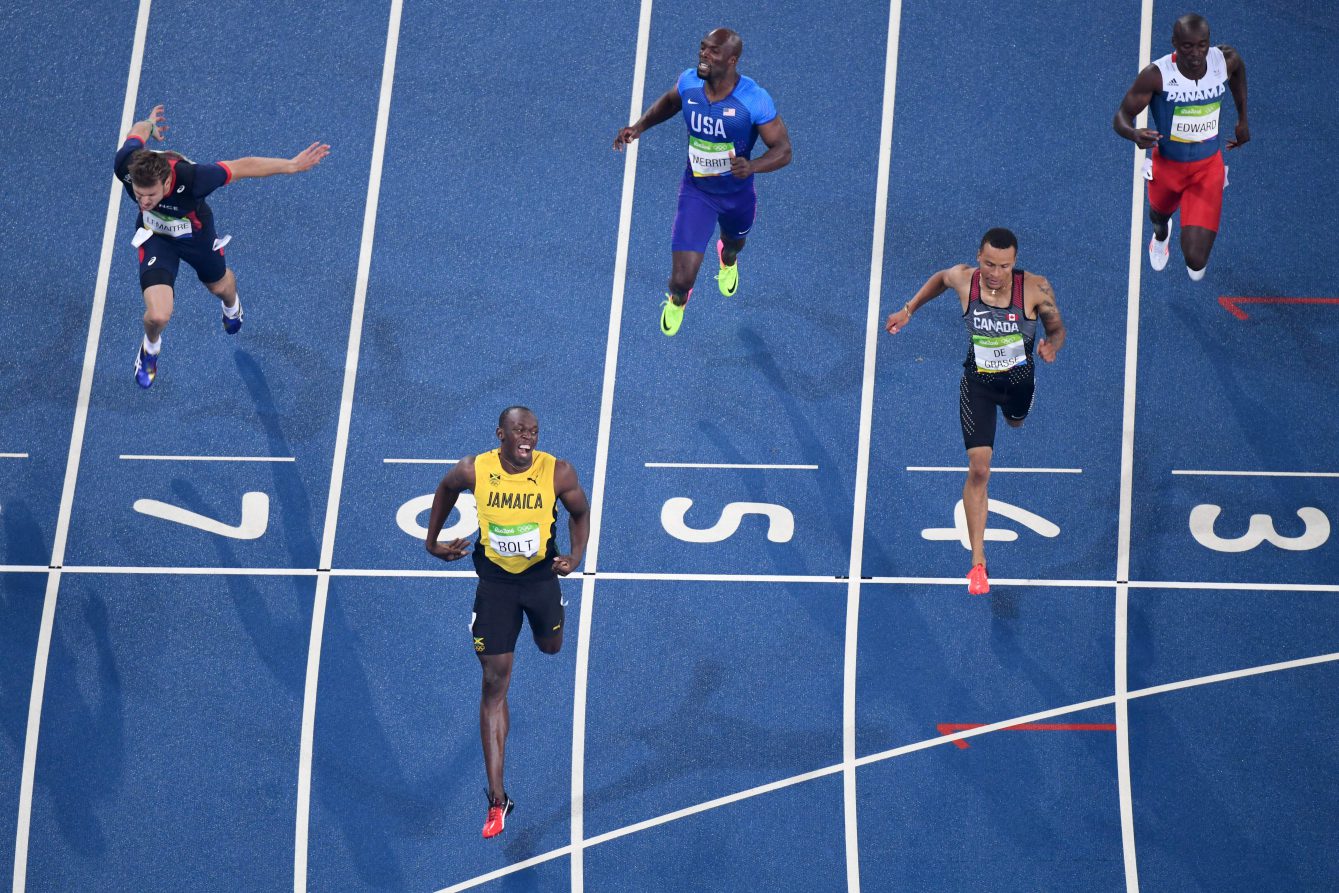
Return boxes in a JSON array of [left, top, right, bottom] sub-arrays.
[[1218, 296, 1339, 321], [936, 722, 1117, 750]]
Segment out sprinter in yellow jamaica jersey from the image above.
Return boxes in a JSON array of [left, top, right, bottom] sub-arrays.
[[425, 406, 589, 839]]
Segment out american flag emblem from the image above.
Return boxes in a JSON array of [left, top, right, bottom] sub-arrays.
[[724, 107, 736, 116], [1007, 313, 1017, 321]]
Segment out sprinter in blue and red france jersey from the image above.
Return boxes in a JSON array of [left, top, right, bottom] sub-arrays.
[[115, 104, 329, 388]]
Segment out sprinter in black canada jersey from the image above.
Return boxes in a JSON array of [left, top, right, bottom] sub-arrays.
[[885, 228, 1066, 596]]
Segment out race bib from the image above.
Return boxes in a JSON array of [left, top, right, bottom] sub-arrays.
[[489, 522, 539, 558], [1170, 102, 1220, 143], [688, 136, 733, 177], [973, 334, 1026, 373], [144, 210, 192, 239]]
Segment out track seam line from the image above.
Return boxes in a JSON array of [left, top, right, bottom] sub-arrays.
[[569, 3, 653, 889], [292, 3, 403, 890], [12, 4, 154, 890]]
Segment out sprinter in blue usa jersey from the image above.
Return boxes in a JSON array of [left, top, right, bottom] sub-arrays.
[[614, 28, 791, 336]]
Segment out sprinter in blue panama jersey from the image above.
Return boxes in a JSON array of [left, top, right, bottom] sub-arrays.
[[614, 28, 792, 336]]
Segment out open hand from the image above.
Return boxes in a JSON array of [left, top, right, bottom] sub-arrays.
[[426, 538, 471, 562], [289, 141, 330, 173], [146, 104, 168, 141]]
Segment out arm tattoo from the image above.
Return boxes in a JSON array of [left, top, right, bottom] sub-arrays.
[[1034, 281, 1063, 331]]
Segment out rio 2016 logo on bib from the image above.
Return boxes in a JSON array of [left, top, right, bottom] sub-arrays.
[[1171, 102, 1221, 143], [489, 522, 539, 557]]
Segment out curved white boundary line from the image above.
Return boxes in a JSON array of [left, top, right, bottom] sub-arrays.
[[433, 650, 1339, 893]]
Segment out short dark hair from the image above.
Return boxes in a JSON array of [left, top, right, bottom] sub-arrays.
[[1174, 13, 1209, 37], [979, 227, 1018, 253], [498, 405, 535, 428], [127, 149, 171, 188]]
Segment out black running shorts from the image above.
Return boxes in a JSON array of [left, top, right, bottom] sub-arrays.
[[470, 575, 564, 656], [959, 363, 1036, 450]]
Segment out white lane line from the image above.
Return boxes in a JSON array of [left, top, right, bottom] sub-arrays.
[[863, 575, 1117, 588], [382, 458, 459, 464], [431, 649, 1339, 893], [20, 565, 1336, 592], [293, 3, 403, 891], [1115, 583, 1136, 889], [434, 847, 574, 893], [570, 4, 652, 889], [0, 453, 29, 459], [1115, 3, 1154, 889], [60, 565, 322, 576], [118, 454, 295, 462], [906, 466, 1082, 474], [644, 462, 818, 470], [1172, 469, 1339, 478], [1128, 651, 1339, 699], [1128, 580, 1339, 593], [13, 4, 153, 891], [844, 3, 904, 889]]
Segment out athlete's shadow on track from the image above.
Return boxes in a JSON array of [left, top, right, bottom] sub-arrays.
[[27, 588, 123, 858], [1168, 301, 1317, 495], [173, 473, 457, 888], [698, 325, 893, 574], [3, 498, 45, 563], [503, 657, 866, 862], [167, 355, 460, 887], [234, 351, 319, 567]]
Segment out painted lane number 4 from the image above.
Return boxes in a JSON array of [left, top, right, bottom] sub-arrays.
[[921, 498, 1060, 549]]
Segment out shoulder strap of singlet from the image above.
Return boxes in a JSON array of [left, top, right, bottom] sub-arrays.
[[1011, 270, 1025, 309], [968, 270, 980, 302]]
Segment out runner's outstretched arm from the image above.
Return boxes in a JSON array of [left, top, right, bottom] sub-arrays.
[[224, 141, 330, 179], [885, 265, 970, 334], [614, 86, 683, 150]]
